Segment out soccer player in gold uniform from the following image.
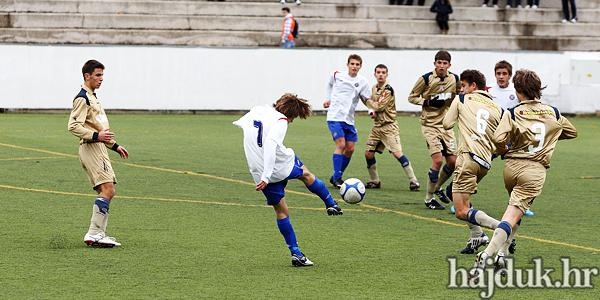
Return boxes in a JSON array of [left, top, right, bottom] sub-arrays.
[[443, 70, 503, 254], [68, 60, 129, 247], [472, 69, 577, 276], [408, 50, 461, 209], [362, 64, 420, 191]]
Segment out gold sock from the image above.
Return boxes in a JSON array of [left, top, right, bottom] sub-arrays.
[[87, 204, 106, 236], [473, 210, 500, 230], [368, 165, 379, 183], [484, 226, 509, 257], [467, 222, 483, 238], [403, 164, 417, 183]]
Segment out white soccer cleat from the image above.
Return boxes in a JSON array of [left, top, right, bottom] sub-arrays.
[[84, 233, 121, 248]]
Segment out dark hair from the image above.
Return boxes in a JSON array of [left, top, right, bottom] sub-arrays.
[[434, 50, 451, 62], [82, 60, 104, 76], [347, 54, 362, 65], [494, 60, 513, 76], [282, 7, 290, 13], [460, 69, 486, 90], [513, 69, 545, 100], [273, 93, 312, 120], [374, 64, 388, 72]]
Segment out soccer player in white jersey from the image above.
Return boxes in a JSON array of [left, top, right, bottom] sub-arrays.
[[488, 60, 519, 110], [323, 54, 372, 188], [488, 60, 534, 217], [234, 93, 343, 267]]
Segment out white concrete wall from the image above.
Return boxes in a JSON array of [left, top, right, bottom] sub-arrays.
[[1, 44, 598, 113]]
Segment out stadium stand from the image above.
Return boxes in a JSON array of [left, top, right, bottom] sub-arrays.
[[0, 0, 598, 50]]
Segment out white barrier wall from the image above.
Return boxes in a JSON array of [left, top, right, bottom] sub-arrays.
[[1, 44, 599, 113]]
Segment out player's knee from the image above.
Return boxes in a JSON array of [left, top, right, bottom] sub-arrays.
[[455, 208, 468, 220], [98, 183, 116, 200], [365, 151, 374, 159]]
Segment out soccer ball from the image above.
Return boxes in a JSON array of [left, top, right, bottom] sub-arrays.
[[339, 178, 366, 204]]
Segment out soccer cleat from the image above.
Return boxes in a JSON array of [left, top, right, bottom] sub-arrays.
[[460, 233, 489, 254], [84, 233, 121, 248], [494, 252, 508, 275], [326, 205, 343, 216], [291, 253, 313, 267], [508, 239, 517, 254], [365, 181, 381, 189], [434, 188, 450, 204], [524, 209, 534, 216], [469, 251, 490, 283], [329, 177, 343, 189], [409, 181, 420, 192], [425, 198, 445, 210]]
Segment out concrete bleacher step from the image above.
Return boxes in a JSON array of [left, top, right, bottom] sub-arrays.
[[1, 0, 598, 19], [0, 27, 595, 51], [5, 13, 599, 37], [0, 0, 599, 50], [231, 0, 600, 9]]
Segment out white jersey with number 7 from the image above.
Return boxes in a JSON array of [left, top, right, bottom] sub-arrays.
[[233, 105, 295, 185]]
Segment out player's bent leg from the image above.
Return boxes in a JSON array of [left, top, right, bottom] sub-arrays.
[[299, 167, 341, 215]]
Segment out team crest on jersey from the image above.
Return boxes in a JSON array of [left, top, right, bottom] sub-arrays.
[[509, 95, 516, 100], [355, 83, 359, 87]]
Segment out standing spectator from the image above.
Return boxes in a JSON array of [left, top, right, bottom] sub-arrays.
[[280, 0, 301, 5], [280, 7, 296, 49], [430, 0, 453, 35], [506, 0, 523, 8], [561, 0, 577, 23], [68, 59, 129, 248], [481, 0, 499, 8], [525, 0, 540, 8], [405, 0, 426, 5], [323, 54, 372, 188]]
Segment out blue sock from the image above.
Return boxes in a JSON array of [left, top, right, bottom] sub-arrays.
[[341, 155, 351, 173], [428, 168, 439, 183], [467, 208, 480, 225], [277, 217, 301, 256], [95, 197, 110, 214], [308, 178, 337, 208], [332, 153, 344, 180], [366, 157, 376, 169], [397, 155, 410, 167], [497, 221, 512, 238]]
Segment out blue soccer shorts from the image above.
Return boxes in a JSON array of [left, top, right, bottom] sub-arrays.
[[262, 156, 305, 205], [327, 121, 358, 142]]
